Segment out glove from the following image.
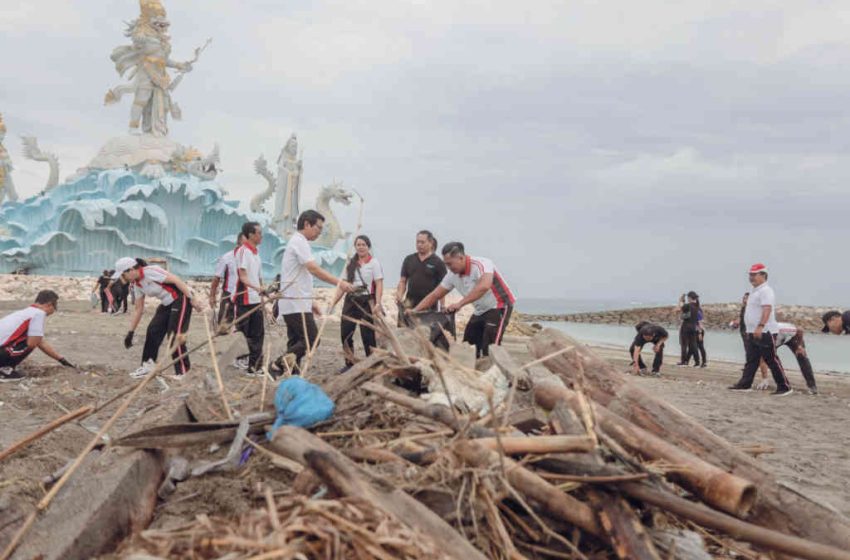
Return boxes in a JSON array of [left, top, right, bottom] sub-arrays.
[[124, 331, 134, 349], [58, 358, 76, 369]]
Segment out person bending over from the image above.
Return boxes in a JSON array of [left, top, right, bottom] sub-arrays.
[[629, 321, 668, 376], [821, 310, 850, 335]]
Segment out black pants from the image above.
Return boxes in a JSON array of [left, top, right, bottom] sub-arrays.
[[100, 288, 109, 313], [112, 283, 128, 313], [217, 291, 235, 328], [629, 341, 664, 372], [737, 333, 791, 390], [696, 330, 707, 365], [236, 302, 265, 369], [142, 294, 192, 375], [282, 312, 318, 373], [0, 341, 34, 369], [463, 306, 512, 358], [782, 332, 817, 390], [680, 326, 699, 365], [341, 295, 376, 367]]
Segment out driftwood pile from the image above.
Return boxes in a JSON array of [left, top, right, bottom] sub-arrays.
[[114, 326, 850, 560]]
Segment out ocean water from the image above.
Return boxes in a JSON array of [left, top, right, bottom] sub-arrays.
[[543, 321, 850, 375], [517, 298, 668, 315]]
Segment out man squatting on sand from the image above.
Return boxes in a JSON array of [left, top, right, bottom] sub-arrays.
[[629, 321, 668, 376], [0, 290, 76, 382], [412, 242, 515, 358]]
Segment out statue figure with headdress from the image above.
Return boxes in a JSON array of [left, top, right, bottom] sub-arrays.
[[104, 0, 209, 137], [0, 114, 20, 206], [251, 133, 303, 237]]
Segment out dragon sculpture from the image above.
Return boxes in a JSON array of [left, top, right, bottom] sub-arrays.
[[21, 136, 60, 193], [171, 143, 220, 180], [315, 181, 354, 248]]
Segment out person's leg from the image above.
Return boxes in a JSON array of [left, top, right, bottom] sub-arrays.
[[284, 313, 308, 362], [247, 307, 265, 369], [463, 314, 486, 358], [494, 306, 512, 347], [0, 343, 34, 369], [758, 334, 791, 391], [732, 335, 761, 388], [142, 304, 170, 364], [360, 308, 377, 358], [678, 324, 687, 364], [698, 331, 707, 366], [340, 297, 360, 366], [687, 330, 700, 366], [786, 334, 816, 391], [478, 308, 505, 357], [652, 342, 664, 373], [165, 295, 192, 375], [100, 289, 108, 313]]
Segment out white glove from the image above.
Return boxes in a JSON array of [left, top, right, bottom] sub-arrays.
[[755, 379, 770, 391]]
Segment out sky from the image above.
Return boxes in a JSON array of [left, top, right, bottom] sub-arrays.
[[2, 0, 849, 307]]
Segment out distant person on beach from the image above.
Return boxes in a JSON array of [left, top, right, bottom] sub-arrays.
[[396, 230, 447, 321], [731, 292, 769, 387], [629, 321, 668, 376], [330, 235, 384, 372], [696, 306, 708, 368], [109, 277, 129, 314], [676, 291, 701, 367], [0, 290, 76, 382], [209, 232, 244, 331], [822, 311, 850, 335], [232, 222, 266, 376], [412, 242, 515, 358], [93, 270, 111, 313], [115, 257, 202, 378], [728, 263, 793, 396], [772, 323, 818, 395], [271, 210, 354, 377]]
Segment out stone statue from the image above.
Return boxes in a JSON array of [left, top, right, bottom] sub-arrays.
[[0, 114, 19, 205], [251, 134, 303, 236], [314, 181, 353, 248], [21, 136, 60, 192], [171, 144, 220, 180], [104, 0, 209, 137]]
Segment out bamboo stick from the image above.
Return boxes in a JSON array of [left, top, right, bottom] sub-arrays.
[[203, 309, 233, 420]]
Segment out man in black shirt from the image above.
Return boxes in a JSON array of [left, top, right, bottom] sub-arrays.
[[93, 270, 111, 313], [629, 321, 668, 375], [822, 310, 850, 335], [396, 230, 447, 312], [676, 291, 701, 366]]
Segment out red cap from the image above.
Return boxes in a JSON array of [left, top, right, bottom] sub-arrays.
[[748, 263, 768, 274]]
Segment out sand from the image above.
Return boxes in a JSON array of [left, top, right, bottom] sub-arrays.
[[1, 299, 849, 550]]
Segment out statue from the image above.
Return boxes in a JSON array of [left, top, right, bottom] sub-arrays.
[[104, 0, 209, 137], [171, 144, 220, 180], [21, 136, 60, 192], [251, 134, 303, 236], [0, 114, 20, 205], [314, 181, 354, 248]]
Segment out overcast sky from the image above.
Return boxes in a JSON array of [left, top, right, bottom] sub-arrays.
[[2, 1, 849, 307]]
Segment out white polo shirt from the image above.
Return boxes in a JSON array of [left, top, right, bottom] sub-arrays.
[[774, 322, 799, 347], [744, 282, 779, 334], [234, 242, 262, 305], [440, 256, 516, 316], [351, 256, 384, 295], [214, 248, 239, 295], [279, 232, 315, 316], [0, 306, 46, 350], [132, 266, 179, 306]]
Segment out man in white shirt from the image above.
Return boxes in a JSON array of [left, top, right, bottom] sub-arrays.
[[233, 222, 265, 374], [413, 241, 515, 358], [729, 263, 793, 396], [0, 290, 76, 382], [272, 209, 353, 375], [209, 232, 244, 331]]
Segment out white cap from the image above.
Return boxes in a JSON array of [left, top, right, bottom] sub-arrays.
[[112, 257, 137, 279]]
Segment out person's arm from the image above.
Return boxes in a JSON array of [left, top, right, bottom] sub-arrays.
[[305, 261, 353, 292], [754, 305, 771, 338], [446, 273, 493, 313], [373, 278, 384, 316], [396, 277, 407, 303], [330, 289, 345, 310], [413, 285, 451, 313], [654, 336, 668, 352], [125, 294, 146, 348], [209, 276, 220, 308], [632, 342, 642, 373]]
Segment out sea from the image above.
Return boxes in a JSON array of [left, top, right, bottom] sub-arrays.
[[517, 298, 850, 375]]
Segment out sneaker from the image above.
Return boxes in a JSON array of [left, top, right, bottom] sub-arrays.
[[232, 357, 250, 370], [129, 360, 156, 379], [0, 367, 24, 382], [676, 363, 688, 367], [728, 384, 752, 392], [650, 370, 661, 377], [807, 386, 818, 395], [242, 367, 262, 377], [699, 363, 708, 368], [771, 387, 794, 397]]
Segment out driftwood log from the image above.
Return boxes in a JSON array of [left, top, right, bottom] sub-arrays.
[[270, 425, 488, 560], [528, 328, 850, 548]]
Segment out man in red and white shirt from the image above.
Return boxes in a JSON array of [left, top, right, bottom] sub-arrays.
[[413, 241, 515, 358], [209, 232, 244, 330], [233, 222, 265, 374], [0, 290, 76, 382]]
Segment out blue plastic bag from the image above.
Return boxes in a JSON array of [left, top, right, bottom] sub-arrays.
[[267, 377, 335, 440]]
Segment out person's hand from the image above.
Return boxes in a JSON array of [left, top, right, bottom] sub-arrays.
[[632, 363, 640, 375], [446, 302, 462, 313], [730, 320, 740, 329], [338, 280, 354, 293], [374, 305, 385, 317], [58, 358, 76, 369], [653, 344, 661, 353], [754, 326, 764, 340], [124, 331, 134, 349]]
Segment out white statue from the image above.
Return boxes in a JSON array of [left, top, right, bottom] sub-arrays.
[[171, 144, 220, 180], [314, 181, 354, 248], [251, 134, 303, 236], [104, 0, 209, 137], [0, 114, 20, 205], [21, 136, 60, 193]]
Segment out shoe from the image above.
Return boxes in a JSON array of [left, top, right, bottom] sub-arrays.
[[338, 364, 353, 375], [0, 367, 24, 382], [807, 386, 818, 395], [129, 360, 156, 379], [699, 363, 708, 368], [692, 363, 701, 368], [232, 357, 250, 370], [676, 363, 688, 367], [242, 367, 262, 377], [771, 387, 794, 397], [728, 384, 752, 392], [650, 370, 661, 377]]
